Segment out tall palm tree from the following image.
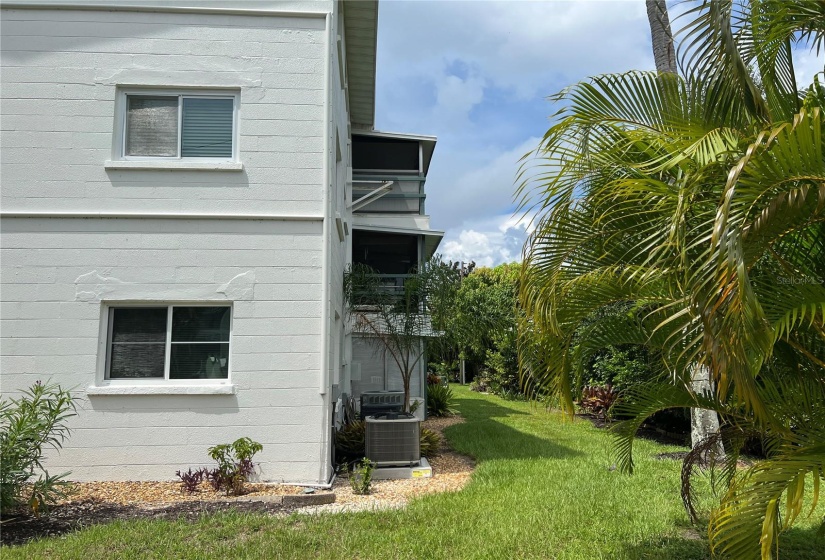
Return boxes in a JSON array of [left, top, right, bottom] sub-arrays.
[[647, 0, 677, 74], [647, 0, 724, 456], [517, 1, 825, 557]]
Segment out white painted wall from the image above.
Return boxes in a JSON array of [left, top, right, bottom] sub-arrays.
[[0, 5, 338, 482], [328, 0, 352, 396], [1, 217, 325, 481], [0, 7, 326, 215]]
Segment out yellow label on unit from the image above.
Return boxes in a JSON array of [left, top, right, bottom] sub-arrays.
[[411, 469, 431, 478]]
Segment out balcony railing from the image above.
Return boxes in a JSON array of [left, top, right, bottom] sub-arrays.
[[349, 273, 428, 311], [374, 273, 413, 295]]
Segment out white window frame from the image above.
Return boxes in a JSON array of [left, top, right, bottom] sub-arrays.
[[101, 303, 233, 387], [114, 88, 240, 163]]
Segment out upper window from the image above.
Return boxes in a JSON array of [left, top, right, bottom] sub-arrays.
[[106, 305, 231, 380], [119, 91, 238, 161]]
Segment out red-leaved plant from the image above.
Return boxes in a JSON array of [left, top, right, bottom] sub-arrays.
[[578, 385, 619, 419], [175, 467, 206, 493]]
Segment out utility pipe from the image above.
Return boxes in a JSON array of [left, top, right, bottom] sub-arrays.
[[317, 11, 333, 486]]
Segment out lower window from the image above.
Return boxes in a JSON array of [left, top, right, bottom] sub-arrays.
[[106, 305, 231, 380]]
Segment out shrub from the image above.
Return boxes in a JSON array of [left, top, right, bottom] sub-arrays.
[[470, 375, 490, 393], [409, 399, 422, 415], [207, 437, 263, 496], [175, 467, 206, 494], [204, 468, 224, 492], [335, 420, 366, 465], [429, 360, 459, 382], [578, 385, 619, 419], [496, 388, 527, 401], [483, 369, 522, 397], [585, 344, 655, 391], [426, 383, 456, 417], [420, 428, 441, 457], [349, 458, 375, 495], [0, 381, 77, 515]]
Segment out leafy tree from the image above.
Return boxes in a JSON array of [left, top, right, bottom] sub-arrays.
[[517, 1, 824, 557], [345, 257, 460, 412], [445, 263, 522, 394]]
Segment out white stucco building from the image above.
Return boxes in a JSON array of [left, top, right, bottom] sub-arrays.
[[0, 0, 442, 484]]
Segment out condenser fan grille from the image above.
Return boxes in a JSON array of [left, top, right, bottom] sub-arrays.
[[365, 414, 420, 466]]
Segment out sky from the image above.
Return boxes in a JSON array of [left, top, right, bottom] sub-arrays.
[[372, 0, 656, 268], [371, 0, 825, 269]]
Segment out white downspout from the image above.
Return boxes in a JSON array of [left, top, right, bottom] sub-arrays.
[[318, 11, 333, 485]]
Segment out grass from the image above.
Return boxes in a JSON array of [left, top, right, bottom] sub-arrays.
[[5, 386, 824, 559]]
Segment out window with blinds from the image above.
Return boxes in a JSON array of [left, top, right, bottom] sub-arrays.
[[122, 91, 236, 160], [107, 305, 231, 380]]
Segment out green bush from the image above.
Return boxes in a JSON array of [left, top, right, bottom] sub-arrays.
[[334, 420, 366, 465], [469, 375, 490, 393], [483, 368, 522, 397], [207, 437, 263, 496], [496, 387, 527, 401], [426, 383, 456, 417], [585, 345, 655, 391], [349, 458, 375, 495], [0, 381, 77, 515], [420, 428, 441, 457], [429, 361, 459, 382]]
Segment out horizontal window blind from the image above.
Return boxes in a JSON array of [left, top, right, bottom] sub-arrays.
[[108, 307, 168, 379], [181, 97, 234, 158], [106, 306, 230, 380]]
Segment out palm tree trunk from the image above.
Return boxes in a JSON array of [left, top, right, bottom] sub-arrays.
[[690, 364, 725, 462], [645, 0, 723, 460], [646, 0, 677, 74]]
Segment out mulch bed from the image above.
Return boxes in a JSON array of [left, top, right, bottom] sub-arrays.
[[575, 412, 690, 447], [55, 480, 307, 505], [1, 415, 476, 547]]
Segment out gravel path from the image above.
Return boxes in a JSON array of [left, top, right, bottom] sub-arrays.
[[300, 415, 474, 515]]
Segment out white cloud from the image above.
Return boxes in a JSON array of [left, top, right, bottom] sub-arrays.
[[374, 0, 658, 266], [793, 47, 824, 88], [442, 230, 498, 268], [428, 136, 541, 231], [436, 74, 482, 110], [440, 213, 530, 268], [379, 0, 653, 103]]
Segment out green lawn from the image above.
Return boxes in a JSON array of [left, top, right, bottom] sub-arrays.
[[5, 386, 823, 559]]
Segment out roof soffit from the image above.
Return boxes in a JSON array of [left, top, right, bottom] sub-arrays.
[[343, 0, 378, 129]]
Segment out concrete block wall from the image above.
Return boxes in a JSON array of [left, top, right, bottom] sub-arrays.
[[0, 7, 326, 215], [1, 217, 326, 481], [0, 5, 338, 483], [328, 2, 353, 401]]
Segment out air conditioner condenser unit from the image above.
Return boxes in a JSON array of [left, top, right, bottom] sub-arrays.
[[365, 412, 420, 466], [360, 390, 404, 419]]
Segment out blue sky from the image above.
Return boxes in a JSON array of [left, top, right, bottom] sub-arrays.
[[372, 0, 655, 267], [371, 0, 825, 268]]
